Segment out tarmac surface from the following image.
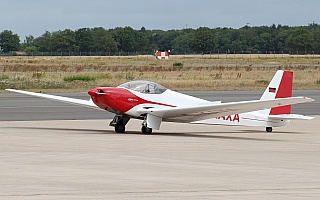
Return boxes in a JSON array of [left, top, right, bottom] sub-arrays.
[[0, 90, 319, 199], [1, 118, 320, 199]]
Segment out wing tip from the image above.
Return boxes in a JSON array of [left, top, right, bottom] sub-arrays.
[[304, 97, 315, 102], [5, 89, 17, 93]]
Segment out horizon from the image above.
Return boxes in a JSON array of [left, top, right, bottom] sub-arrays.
[[1, 0, 319, 39]]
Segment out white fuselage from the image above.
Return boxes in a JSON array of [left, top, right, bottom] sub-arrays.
[[125, 89, 289, 128]]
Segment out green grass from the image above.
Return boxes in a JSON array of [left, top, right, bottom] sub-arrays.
[[125, 72, 135, 80], [63, 75, 95, 82], [255, 80, 269, 85], [1, 55, 320, 92], [173, 62, 184, 67], [0, 80, 68, 90], [0, 74, 9, 80]]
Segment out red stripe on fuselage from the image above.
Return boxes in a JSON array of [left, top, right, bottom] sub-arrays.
[[270, 71, 293, 115], [88, 87, 176, 113]]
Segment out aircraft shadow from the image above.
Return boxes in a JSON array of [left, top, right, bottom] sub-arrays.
[[12, 127, 115, 135], [11, 127, 282, 142], [152, 132, 281, 142]]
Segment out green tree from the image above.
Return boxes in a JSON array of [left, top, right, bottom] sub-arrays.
[[51, 29, 79, 52], [215, 28, 236, 52], [171, 30, 194, 53], [111, 26, 136, 52], [33, 31, 53, 52], [191, 27, 215, 52], [24, 35, 35, 46], [276, 28, 291, 53], [148, 30, 165, 51], [286, 27, 314, 52], [75, 28, 94, 52], [91, 27, 117, 52], [257, 32, 272, 52], [312, 29, 320, 54], [0, 30, 20, 52], [21, 35, 35, 50], [100, 33, 118, 52], [236, 26, 260, 52], [16, 23, 320, 55], [24, 46, 39, 54], [134, 28, 148, 52]]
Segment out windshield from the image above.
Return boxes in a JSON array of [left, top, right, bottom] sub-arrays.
[[118, 80, 167, 94]]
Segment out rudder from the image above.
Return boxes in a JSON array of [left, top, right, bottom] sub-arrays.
[[260, 70, 293, 115]]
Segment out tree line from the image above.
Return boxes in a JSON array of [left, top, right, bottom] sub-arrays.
[[1, 23, 320, 55]]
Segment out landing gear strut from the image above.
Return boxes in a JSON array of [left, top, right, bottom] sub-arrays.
[[266, 127, 273, 133], [110, 114, 130, 133]]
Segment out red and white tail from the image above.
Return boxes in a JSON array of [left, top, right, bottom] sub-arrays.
[[260, 70, 313, 120], [190, 70, 313, 131], [260, 70, 293, 115]]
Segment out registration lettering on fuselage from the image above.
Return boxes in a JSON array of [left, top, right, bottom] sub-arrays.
[[216, 114, 240, 122]]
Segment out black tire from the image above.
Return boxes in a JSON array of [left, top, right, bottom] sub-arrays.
[[115, 123, 125, 133], [266, 127, 273, 133], [141, 126, 152, 134]]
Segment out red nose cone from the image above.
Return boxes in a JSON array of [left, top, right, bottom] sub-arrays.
[[88, 89, 96, 96]]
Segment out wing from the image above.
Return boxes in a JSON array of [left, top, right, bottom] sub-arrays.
[[5, 89, 99, 109], [138, 96, 314, 123]]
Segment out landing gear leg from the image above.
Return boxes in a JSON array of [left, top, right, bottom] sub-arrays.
[[266, 127, 273, 133], [141, 116, 152, 134], [110, 114, 130, 133]]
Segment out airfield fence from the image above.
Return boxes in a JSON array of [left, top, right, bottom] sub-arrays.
[[0, 51, 319, 58]]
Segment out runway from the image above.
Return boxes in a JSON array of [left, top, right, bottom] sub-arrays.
[[0, 90, 319, 199], [0, 118, 320, 199]]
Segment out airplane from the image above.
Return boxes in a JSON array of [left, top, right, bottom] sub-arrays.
[[6, 70, 314, 134]]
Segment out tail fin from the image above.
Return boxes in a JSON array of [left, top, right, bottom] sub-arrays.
[[260, 70, 293, 115]]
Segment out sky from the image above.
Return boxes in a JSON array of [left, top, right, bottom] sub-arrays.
[[1, 0, 320, 39]]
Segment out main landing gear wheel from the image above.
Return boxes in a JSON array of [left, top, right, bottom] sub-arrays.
[[266, 127, 273, 133], [115, 123, 125, 133], [110, 114, 130, 133], [141, 126, 152, 134]]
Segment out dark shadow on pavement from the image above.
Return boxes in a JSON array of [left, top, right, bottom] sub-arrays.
[[10, 127, 283, 142]]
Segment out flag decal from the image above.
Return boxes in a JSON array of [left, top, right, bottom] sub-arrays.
[[269, 87, 276, 93]]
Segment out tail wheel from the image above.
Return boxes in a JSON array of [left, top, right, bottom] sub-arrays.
[[115, 123, 125, 133], [266, 127, 273, 132], [141, 126, 152, 134]]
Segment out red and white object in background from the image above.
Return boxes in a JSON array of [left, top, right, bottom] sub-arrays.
[[154, 50, 170, 59]]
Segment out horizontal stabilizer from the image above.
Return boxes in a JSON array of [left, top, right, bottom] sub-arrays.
[[268, 114, 314, 120]]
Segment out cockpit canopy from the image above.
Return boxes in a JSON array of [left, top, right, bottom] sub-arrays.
[[118, 80, 167, 94]]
